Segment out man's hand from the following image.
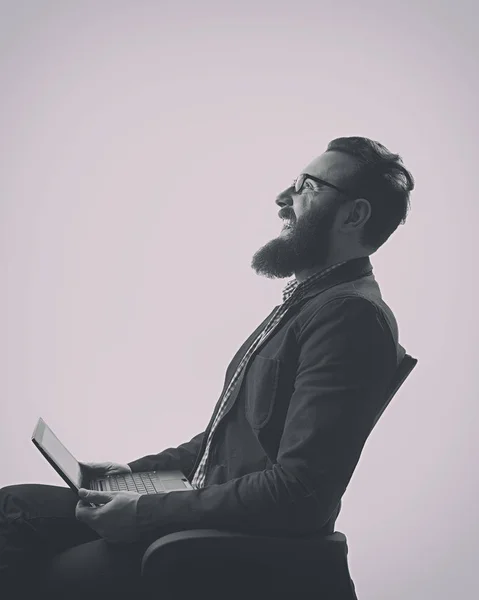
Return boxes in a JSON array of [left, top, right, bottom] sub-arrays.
[[75, 488, 141, 544], [79, 461, 132, 478]]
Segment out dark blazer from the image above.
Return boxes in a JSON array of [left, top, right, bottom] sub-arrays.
[[128, 256, 404, 539]]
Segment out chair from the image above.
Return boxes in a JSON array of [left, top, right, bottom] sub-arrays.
[[140, 354, 418, 600]]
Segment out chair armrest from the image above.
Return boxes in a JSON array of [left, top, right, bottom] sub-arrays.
[[141, 528, 347, 578], [141, 529, 357, 600]]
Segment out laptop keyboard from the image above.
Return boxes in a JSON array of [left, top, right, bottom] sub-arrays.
[[107, 472, 159, 494]]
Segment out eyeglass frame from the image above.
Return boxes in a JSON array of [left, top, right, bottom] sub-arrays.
[[292, 173, 357, 200]]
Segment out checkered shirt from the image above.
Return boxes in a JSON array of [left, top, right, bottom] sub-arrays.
[[190, 260, 348, 489]]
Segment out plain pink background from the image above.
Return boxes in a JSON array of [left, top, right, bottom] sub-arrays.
[[2, 1, 477, 598]]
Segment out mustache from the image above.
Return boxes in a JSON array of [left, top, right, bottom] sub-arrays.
[[278, 209, 295, 221]]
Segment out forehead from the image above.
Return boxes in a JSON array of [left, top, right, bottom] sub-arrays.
[[300, 151, 359, 186]]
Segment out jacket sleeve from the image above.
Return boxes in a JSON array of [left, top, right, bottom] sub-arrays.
[[133, 297, 398, 537], [127, 431, 204, 478]]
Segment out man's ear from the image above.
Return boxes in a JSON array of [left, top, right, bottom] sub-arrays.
[[344, 198, 371, 227]]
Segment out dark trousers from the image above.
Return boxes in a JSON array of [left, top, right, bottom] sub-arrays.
[[0, 484, 354, 600], [0, 483, 153, 599]]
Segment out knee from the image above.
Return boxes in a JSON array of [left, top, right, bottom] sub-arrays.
[[0, 484, 33, 500], [0, 485, 21, 502], [0, 484, 25, 494], [0, 484, 40, 513], [0, 486, 20, 515]]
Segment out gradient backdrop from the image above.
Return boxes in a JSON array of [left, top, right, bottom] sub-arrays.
[[2, 1, 477, 598]]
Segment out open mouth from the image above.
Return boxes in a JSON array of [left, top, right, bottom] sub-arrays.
[[281, 218, 295, 229]]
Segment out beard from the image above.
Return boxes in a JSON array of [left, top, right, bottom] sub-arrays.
[[250, 201, 339, 279]]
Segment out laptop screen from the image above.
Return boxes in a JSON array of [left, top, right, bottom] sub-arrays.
[[36, 421, 82, 489]]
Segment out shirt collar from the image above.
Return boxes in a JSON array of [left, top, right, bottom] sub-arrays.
[[281, 260, 350, 303]]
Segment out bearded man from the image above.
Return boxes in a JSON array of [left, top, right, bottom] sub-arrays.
[[0, 136, 415, 598]]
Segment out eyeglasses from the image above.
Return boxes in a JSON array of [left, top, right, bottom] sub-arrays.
[[293, 173, 355, 199]]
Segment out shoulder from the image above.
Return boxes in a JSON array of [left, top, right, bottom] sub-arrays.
[[299, 294, 387, 336], [296, 275, 400, 349], [297, 292, 399, 361]]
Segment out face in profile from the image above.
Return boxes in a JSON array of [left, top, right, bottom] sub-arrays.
[[251, 151, 361, 279]]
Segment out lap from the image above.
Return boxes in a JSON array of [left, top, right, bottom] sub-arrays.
[[1, 482, 84, 516], [0, 482, 100, 554], [1, 483, 151, 598]]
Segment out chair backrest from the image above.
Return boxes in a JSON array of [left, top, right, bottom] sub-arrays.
[[371, 353, 417, 429]]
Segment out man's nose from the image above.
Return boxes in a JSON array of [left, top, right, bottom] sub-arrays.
[[275, 188, 294, 208]]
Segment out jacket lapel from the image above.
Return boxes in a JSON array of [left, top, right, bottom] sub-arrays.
[[218, 256, 374, 422]]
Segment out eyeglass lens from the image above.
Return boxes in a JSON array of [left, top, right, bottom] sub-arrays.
[[294, 174, 305, 193]]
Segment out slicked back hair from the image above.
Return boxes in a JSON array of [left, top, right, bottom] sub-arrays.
[[326, 136, 414, 250]]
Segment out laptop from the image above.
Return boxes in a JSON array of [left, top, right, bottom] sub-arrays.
[[32, 417, 194, 496]]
